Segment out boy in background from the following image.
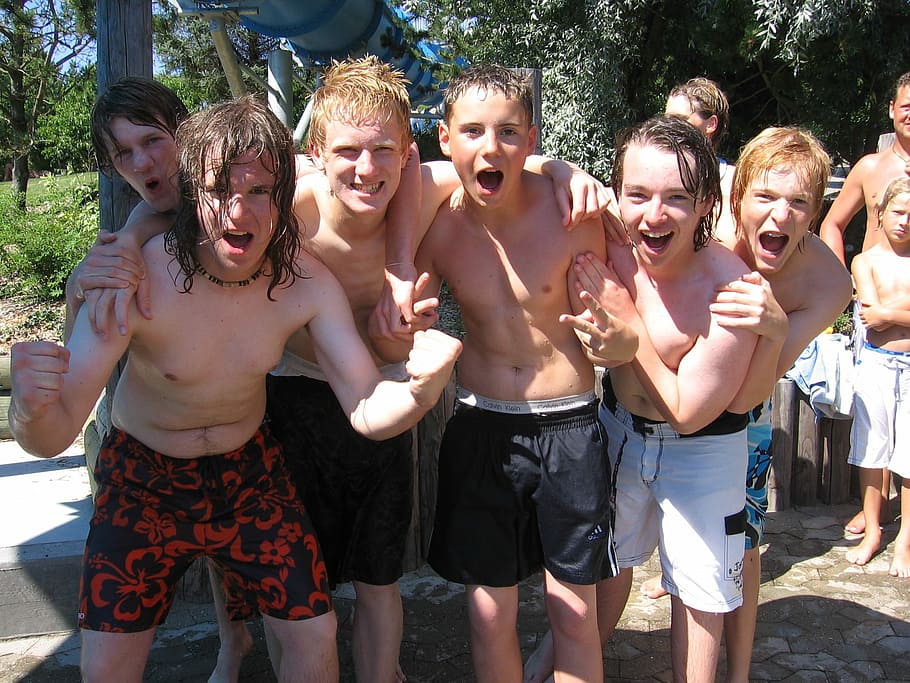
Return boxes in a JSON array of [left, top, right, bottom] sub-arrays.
[[846, 176, 910, 577]]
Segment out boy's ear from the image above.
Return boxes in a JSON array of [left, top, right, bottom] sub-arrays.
[[309, 144, 326, 170], [704, 115, 719, 139], [527, 124, 539, 155], [438, 122, 453, 158]]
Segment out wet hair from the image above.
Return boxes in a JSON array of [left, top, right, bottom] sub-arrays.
[[91, 77, 188, 175], [166, 95, 301, 299], [893, 72, 910, 100], [611, 116, 720, 251], [442, 64, 534, 126], [308, 55, 413, 153], [731, 126, 831, 231], [877, 176, 910, 217], [667, 77, 730, 149]]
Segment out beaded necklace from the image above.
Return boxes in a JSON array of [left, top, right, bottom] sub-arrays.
[[195, 262, 265, 288]]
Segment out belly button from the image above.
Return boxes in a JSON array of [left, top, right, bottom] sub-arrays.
[[165, 373, 177, 381]]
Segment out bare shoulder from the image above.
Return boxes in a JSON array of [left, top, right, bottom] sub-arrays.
[[805, 233, 852, 276], [703, 239, 751, 282], [296, 153, 319, 179], [799, 234, 852, 304]]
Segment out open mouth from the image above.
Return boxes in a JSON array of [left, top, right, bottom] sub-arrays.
[[758, 232, 789, 255], [478, 170, 503, 192], [145, 178, 160, 192], [223, 231, 253, 249], [352, 181, 382, 195], [640, 230, 672, 253]]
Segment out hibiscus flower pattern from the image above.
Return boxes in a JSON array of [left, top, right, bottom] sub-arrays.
[[79, 426, 332, 632]]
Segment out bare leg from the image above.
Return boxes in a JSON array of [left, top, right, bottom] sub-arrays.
[[523, 630, 555, 683], [81, 628, 157, 683], [207, 559, 254, 683], [889, 480, 910, 578], [670, 596, 723, 683], [596, 568, 634, 646], [523, 568, 633, 683], [845, 468, 893, 533], [351, 580, 404, 683], [544, 570, 602, 683], [723, 547, 760, 683], [466, 584, 522, 683], [639, 573, 668, 599], [264, 610, 338, 682], [846, 467, 885, 565]]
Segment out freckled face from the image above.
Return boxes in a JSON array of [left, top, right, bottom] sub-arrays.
[[737, 166, 816, 274]]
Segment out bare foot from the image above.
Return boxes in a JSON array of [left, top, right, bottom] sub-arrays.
[[845, 501, 894, 535], [845, 531, 882, 566], [523, 631, 555, 683], [639, 575, 668, 599], [889, 538, 910, 578], [844, 509, 866, 535], [209, 622, 254, 683]]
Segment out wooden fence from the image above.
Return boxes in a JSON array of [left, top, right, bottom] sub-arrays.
[[768, 378, 855, 511]]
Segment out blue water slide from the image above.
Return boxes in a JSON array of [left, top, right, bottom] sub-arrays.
[[169, 1, 461, 109]]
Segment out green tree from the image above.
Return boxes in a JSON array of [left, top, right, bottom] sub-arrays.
[[405, 0, 910, 173], [36, 62, 95, 173], [0, 0, 94, 206]]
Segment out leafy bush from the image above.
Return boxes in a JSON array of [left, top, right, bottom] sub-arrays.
[[0, 180, 98, 300]]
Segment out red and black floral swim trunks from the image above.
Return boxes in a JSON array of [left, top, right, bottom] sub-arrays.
[[78, 423, 331, 632]]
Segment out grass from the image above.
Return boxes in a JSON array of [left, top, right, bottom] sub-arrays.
[[0, 172, 97, 202]]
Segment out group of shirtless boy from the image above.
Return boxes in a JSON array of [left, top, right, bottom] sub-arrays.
[[9, 59, 908, 683]]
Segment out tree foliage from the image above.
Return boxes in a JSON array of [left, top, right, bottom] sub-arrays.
[[403, 0, 910, 175], [0, 0, 94, 204], [36, 62, 95, 172]]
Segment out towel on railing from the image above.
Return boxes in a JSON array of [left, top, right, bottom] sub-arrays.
[[784, 333, 855, 420]]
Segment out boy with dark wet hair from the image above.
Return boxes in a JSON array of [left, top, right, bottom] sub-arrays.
[[581, 116, 757, 682], [9, 95, 461, 683]]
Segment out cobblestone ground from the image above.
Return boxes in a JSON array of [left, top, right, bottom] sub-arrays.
[[2, 503, 909, 682]]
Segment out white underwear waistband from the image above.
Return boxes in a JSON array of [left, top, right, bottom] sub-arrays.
[[456, 387, 596, 414]]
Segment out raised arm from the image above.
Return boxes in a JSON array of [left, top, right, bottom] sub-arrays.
[[380, 153, 622, 330], [819, 162, 868, 266]]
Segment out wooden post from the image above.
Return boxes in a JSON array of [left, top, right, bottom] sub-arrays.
[[820, 417, 853, 504], [769, 379, 797, 511], [95, 0, 153, 453], [402, 378, 454, 571], [793, 390, 820, 505]]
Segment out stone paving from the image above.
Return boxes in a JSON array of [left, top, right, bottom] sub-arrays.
[[1, 501, 908, 682]]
